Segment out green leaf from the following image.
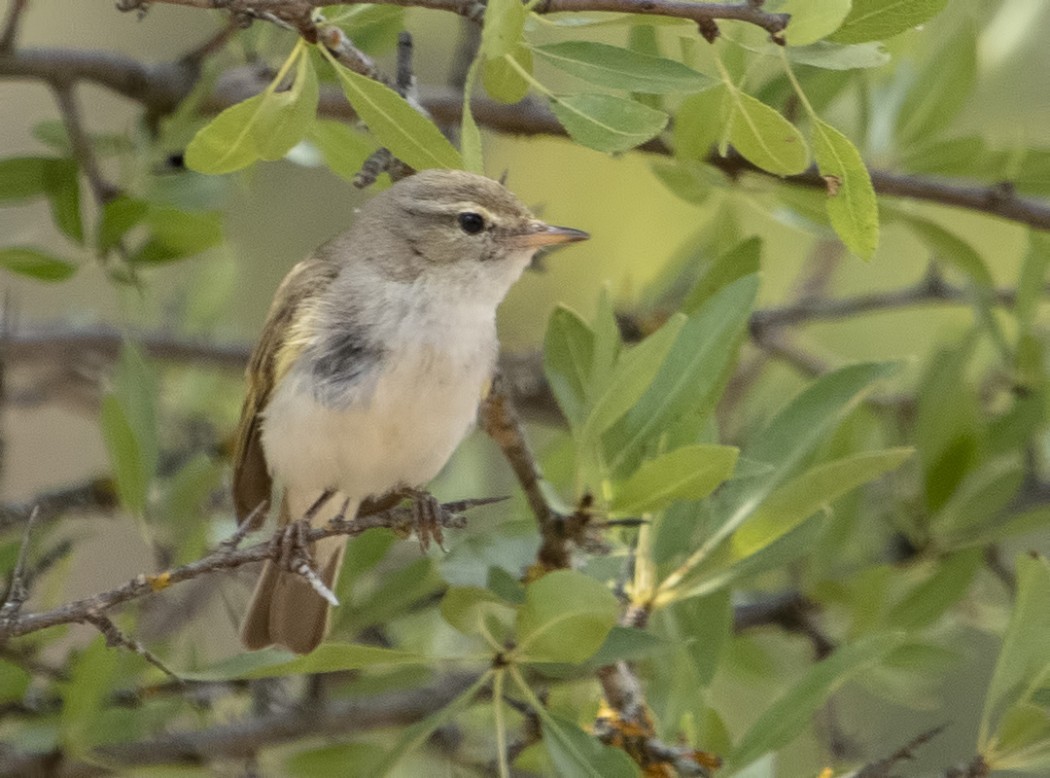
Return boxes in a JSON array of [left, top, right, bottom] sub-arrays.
[[728, 448, 912, 562], [325, 50, 463, 171], [0, 246, 77, 281], [886, 210, 992, 287], [541, 712, 640, 777], [370, 671, 494, 775], [337, 4, 404, 55], [113, 344, 159, 487], [98, 196, 149, 252], [544, 305, 596, 428], [682, 240, 762, 313], [611, 445, 739, 516], [460, 56, 485, 174], [979, 555, 1050, 750], [932, 458, 1024, 547], [0, 157, 84, 243], [787, 41, 891, 70], [252, 50, 319, 161], [650, 158, 713, 205], [42, 157, 84, 243], [724, 88, 809, 175], [100, 394, 150, 517], [989, 704, 1050, 772], [769, 0, 852, 46], [727, 633, 905, 771], [307, 119, 377, 182], [581, 313, 685, 443], [662, 362, 899, 599], [587, 626, 668, 666], [1016, 232, 1050, 335], [550, 93, 668, 154], [440, 586, 515, 636], [0, 156, 53, 200], [483, 45, 533, 103], [885, 549, 981, 630], [896, 26, 976, 144], [133, 207, 223, 263], [608, 276, 758, 475], [516, 570, 619, 663], [674, 87, 725, 160], [59, 639, 122, 755], [287, 743, 388, 778], [812, 119, 879, 258], [481, 0, 527, 59], [829, 0, 950, 44], [185, 92, 269, 174], [185, 643, 432, 680], [532, 41, 713, 94]]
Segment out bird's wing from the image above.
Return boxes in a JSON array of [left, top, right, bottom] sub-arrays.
[[232, 257, 340, 522]]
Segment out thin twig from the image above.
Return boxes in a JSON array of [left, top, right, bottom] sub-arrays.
[[0, 0, 27, 53], [0, 507, 40, 630], [84, 612, 183, 683], [0, 498, 484, 641], [51, 83, 119, 204]]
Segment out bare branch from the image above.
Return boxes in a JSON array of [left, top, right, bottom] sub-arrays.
[[0, 498, 483, 641], [0, 0, 28, 53], [0, 507, 39, 630], [84, 612, 183, 683], [51, 83, 120, 204]]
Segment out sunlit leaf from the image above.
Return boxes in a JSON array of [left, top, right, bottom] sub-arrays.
[[724, 89, 809, 175], [481, 0, 527, 59], [769, 0, 852, 46], [611, 445, 738, 516], [551, 93, 668, 154], [253, 50, 319, 161], [184, 92, 269, 174], [829, 0, 950, 44], [325, 51, 463, 170], [812, 119, 879, 258], [483, 45, 533, 103], [307, 119, 377, 182]]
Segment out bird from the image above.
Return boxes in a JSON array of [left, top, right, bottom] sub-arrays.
[[232, 169, 588, 653]]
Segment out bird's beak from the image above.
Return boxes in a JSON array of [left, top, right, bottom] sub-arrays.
[[511, 221, 590, 248]]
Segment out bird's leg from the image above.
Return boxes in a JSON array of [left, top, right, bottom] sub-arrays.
[[273, 490, 340, 606], [405, 489, 446, 553], [276, 489, 335, 572]]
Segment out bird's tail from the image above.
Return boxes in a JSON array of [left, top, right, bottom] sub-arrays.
[[240, 495, 351, 654]]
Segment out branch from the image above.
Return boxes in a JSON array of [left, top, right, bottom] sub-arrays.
[[0, 0, 28, 53], [4, 39, 1050, 231], [0, 498, 487, 641]]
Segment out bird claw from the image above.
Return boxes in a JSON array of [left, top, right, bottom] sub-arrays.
[[407, 490, 447, 553]]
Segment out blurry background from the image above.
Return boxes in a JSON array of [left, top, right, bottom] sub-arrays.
[[2, 0, 1050, 775]]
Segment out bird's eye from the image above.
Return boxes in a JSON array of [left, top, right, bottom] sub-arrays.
[[458, 212, 486, 235]]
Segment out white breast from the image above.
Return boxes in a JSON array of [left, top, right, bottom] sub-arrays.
[[259, 304, 497, 507]]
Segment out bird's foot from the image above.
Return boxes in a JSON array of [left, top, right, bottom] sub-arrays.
[[272, 511, 339, 606], [405, 489, 447, 553]]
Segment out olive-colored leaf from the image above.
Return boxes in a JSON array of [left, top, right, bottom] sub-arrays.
[[516, 570, 619, 663], [0, 246, 77, 281], [551, 93, 668, 154], [326, 52, 463, 170], [532, 41, 713, 93]]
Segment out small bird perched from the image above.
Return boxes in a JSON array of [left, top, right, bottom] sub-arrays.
[[232, 169, 588, 653]]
